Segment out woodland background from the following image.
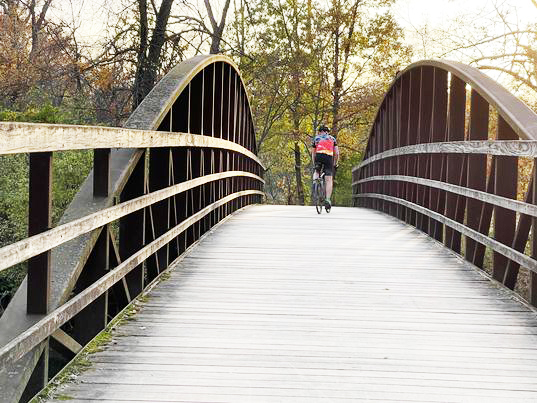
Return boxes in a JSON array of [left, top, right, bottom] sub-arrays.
[[1, 0, 537, 311]]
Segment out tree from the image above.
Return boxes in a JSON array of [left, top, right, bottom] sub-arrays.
[[229, 0, 408, 205], [325, 0, 409, 137], [409, 1, 537, 106], [205, 0, 232, 53], [27, 0, 53, 62], [132, 0, 175, 108]]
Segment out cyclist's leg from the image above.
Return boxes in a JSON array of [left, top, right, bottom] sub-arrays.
[[326, 175, 333, 199], [319, 154, 334, 203], [312, 157, 322, 205], [313, 156, 322, 180]]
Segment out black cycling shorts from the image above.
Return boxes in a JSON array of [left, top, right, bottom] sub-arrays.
[[314, 153, 334, 176]]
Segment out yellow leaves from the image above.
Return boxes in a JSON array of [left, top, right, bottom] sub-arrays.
[[518, 157, 533, 202], [90, 66, 116, 91]]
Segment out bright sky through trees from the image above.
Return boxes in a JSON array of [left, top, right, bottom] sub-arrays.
[[394, 0, 537, 60], [50, 0, 537, 65]]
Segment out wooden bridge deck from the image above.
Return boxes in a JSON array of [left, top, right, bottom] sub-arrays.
[[48, 205, 537, 402]]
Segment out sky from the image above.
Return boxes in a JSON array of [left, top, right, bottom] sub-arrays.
[[393, 0, 537, 60], [394, 0, 537, 30], [48, 0, 537, 62]]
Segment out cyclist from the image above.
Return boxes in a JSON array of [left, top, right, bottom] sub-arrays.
[[312, 125, 339, 210]]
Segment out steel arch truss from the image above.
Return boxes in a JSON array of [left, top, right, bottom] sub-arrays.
[[0, 55, 264, 402], [352, 60, 537, 308]]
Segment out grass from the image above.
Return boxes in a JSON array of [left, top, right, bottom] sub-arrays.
[[54, 395, 74, 401], [30, 287, 159, 402]]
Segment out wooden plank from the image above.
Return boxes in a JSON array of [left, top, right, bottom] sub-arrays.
[[43, 206, 537, 402], [51, 382, 537, 401]]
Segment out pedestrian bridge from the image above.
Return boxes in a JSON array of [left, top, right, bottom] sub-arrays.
[[2, 55, 537, 402], [46, 205, 537, 402]]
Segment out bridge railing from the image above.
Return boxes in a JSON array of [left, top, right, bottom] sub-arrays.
[[0, 55, 264, 402], [352, 60, 537, 307]]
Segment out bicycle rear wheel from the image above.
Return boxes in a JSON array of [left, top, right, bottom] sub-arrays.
[[313, 181, 323, 214]]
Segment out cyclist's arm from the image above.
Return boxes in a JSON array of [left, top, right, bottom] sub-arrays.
[[334, 145, 340, 166]]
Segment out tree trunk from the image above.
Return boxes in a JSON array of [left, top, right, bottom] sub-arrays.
[[331, 1, 341, 138], [28, 0, 52, 62], [210, 27, 224, 54], [132, 0, 174, 109], [205, 0, 231, 54], [294, 141, 305, 205]]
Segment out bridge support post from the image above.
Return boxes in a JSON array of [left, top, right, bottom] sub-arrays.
[[428, 68, 448, 242], [444, 76, 466, 254], [171, 148, 189, 255], [398, 73, 410, 221], [27, 152, 52, 314], [531, 162, 537, 306], [417, 66, 434, 235], [493, 116, 517, 282], [93, 149, 110, 197], [405, 69, 420, 227], [146, 147, 171, 282], [465, 91, 488, 261]]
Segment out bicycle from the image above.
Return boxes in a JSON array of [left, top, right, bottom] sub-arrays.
[[312, 167, 330, 214]]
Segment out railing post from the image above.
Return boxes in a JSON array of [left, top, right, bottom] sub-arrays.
[[531, 162, 537, 306], [172, 148, 189, 254], [119, 152, 146, 298], [147, 104, 173, 280], [398, 72, 410, 221], [465, 90, 489, 261], [417, 66, 434, 234], [27, 152, 52, 314], [93, 148, 110, 197], [493, 116, 518, 282], [146, 146, 171, 282], [380, 104, 387, 213], [406, 68, 421, 227], [444, 75, 466, 254], [429, 68, 448, 242]]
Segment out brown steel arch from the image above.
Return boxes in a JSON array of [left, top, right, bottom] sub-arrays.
[[0, 55, 263, 402], [353, 59, 537, 308]]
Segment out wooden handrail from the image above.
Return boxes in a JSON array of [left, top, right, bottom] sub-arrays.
[[354, 140, 537, 171], [0, 171, 264, 271], [0, 123, 263, 168], [0, 190, 263, 369]]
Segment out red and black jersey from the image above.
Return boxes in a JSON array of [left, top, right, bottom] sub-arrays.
[[312, 133, 337, 156]]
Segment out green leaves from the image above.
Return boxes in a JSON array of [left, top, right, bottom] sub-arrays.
[[0, 106, 93, 311], [233, 0, 409, 205]]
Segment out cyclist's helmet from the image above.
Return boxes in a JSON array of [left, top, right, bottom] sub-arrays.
[[318, 125, 330, 133]]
